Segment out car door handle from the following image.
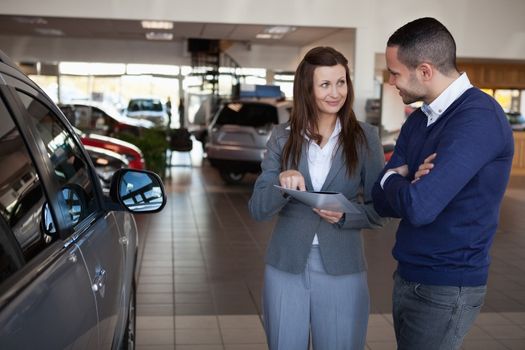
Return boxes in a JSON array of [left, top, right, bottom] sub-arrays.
[[119, 236, 128, 246], [92, 268, 107, 297]]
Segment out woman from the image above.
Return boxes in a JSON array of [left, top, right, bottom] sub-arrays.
[[248, 46, 385, 349]]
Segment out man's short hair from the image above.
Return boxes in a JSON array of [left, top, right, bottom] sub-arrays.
[[387, 17, 458, 74]]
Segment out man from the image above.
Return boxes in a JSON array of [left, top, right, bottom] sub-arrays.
[[372, 17, 514, 349]]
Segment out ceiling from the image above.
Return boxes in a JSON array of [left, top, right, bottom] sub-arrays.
[[0, 14, 344, 47]]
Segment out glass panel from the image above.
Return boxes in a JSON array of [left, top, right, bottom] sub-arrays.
[[16, 91, 98, 227], [0, 102, 54, 262]]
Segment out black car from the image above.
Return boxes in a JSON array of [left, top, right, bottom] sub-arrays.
[[0, 50, 166, 349]]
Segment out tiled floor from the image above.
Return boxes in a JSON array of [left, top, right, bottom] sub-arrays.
[[133, 149, 525, 349]]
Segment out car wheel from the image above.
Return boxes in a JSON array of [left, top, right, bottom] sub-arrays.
[[220, 170, 245, 184], [120, 281, 136, 350]]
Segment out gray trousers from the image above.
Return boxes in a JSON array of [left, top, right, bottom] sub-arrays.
[[263, 246, 369, 350]]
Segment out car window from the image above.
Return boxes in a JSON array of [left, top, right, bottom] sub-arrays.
[[16, 92, 99, 228], [0, 216, 25, 285], [128, 99, 163, 112], [216, 103, 278, 127], [0, 102, 56, 280]]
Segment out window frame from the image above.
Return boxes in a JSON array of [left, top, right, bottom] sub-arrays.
[[0, 74, 105, 241]]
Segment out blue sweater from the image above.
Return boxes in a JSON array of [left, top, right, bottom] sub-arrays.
[[372, 88, 514, 286]]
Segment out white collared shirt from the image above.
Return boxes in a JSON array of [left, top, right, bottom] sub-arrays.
[[380, 73, 473, 188], [421, 73, 473, 126], [307, 118, 341, 244]]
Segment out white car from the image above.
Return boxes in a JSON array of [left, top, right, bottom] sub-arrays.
[[126, 98, 170, 127]]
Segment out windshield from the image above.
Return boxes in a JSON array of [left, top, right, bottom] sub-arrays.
[[215, 103, 278, 127], [128, 99, 163, 112]]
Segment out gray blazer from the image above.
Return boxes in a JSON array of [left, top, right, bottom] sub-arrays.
[[249, 121, 385, 275]]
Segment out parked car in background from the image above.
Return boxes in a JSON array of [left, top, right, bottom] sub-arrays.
[[59, 101, 154, 137], [125, 97, 169, 127], [382, 143, 395, 163], [206, 99, 292, 184], [506, 112, 525, 130], [80, 132, 146, 170], [84, 145, 129, 192], [0, 50, 166, 350]]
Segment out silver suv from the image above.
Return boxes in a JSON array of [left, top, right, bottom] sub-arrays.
[[206, 100, 291, 184], [0, 50, 166, 349]]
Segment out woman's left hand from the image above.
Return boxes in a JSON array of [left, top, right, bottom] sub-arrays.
[[313, 208, 344, 224]]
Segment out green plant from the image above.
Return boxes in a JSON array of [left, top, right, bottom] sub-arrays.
[[116, 128, 168, 179]]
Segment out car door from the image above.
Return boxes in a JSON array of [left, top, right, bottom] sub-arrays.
[[11, 87, 128, 349], [0, 86, 99, 349]]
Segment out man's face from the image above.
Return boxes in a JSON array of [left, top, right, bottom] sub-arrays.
[[385, 46, 425, 105]]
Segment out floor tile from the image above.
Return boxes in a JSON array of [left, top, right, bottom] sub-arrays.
[[478, 324, 525, 339], [175, 315, 219, 329], [137, 316, 174, 330], [218, 315, 263, 329], [462, 339, 508, 350], [175, 346, 224, 350], [224, 345, 267, 350], [366, 342, 397, 350], [499, 339, 525, 350], [136, 329, 174, 346], [175, 328, 222, 345]]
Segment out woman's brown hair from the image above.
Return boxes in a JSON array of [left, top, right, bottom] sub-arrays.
[[281, 46, 366, 176]]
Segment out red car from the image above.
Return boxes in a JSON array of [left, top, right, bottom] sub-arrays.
[[81, 133, 146, 170], [383, 143, 395, 163]]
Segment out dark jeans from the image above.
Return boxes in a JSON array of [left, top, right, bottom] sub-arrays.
[[392, 271, 486, 350]]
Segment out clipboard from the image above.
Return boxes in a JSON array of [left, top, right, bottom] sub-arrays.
[[274, 185, 361, 214]]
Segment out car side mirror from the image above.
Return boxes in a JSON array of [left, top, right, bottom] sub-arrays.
[[110, 169, 166, 213]]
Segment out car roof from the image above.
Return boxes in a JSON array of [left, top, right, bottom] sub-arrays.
[[62, 101, 155, 128]]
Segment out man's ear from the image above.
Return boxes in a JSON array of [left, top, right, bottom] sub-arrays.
[[417, 63, 433, 81]]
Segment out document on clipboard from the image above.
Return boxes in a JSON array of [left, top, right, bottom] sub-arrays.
[[274, 185, 361, 214]]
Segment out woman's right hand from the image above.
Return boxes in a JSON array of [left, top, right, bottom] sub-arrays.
[[279, 170, 306, 191]]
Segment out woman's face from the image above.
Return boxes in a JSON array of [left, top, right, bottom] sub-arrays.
[[313, 64, 347, 118]]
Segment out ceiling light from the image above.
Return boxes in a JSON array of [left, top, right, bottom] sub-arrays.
[[34, 28, 64, 36], [141, 20, 173, 30], [264, 26, 296, 34], [256, 33, 285, 40], [256, 34, 273, 39], [14, 17, 48, 25], [145, 32, 173, 40]]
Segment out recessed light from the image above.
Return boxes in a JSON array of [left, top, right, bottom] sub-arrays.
[[34, 28, 64, 36], [141, 21, 173, 30], [256, 33, 284, 40], [145, 32, 173, 40], [256, 34, 273, 39], [264, 26, 296, 34], [14, 17, 48, 25]]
